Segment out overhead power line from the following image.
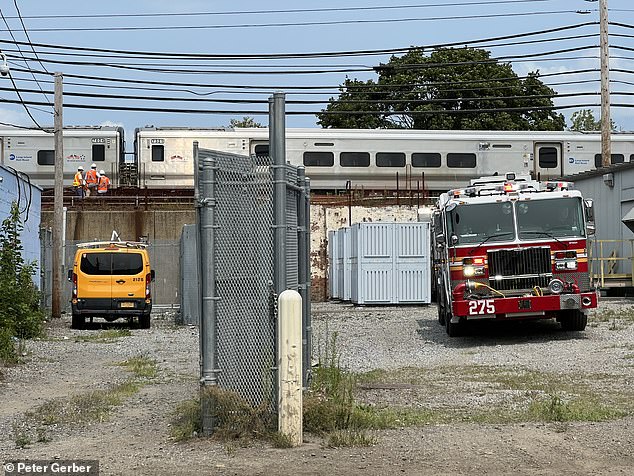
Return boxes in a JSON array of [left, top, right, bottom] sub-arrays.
[[0, 22, 598, 59], [0, 11, 598, 33], [0, 96, 631, 115], [0, 1, 562, 20]]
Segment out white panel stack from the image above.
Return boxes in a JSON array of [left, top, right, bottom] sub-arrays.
[[328, 230, 339, 299], [328, 222, 431, 305]]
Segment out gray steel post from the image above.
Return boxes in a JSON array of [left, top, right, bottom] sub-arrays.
[[197, 144, 219, 435], [304, 176, 312, 386], [272, 92, 287, 294]]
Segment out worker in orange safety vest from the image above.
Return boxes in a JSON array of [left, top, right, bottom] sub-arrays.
[[97, 170, 110, 194], [72, 166, 85, 198], [84, 163, 99, 197]]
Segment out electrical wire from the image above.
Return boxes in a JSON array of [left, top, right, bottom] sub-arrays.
[[0, 1, 564, 20]]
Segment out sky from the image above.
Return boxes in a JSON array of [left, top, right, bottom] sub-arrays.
[[0, 0, 632, 146]]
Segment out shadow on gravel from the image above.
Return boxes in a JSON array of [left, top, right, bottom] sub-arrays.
[[417, 317, 589, 348]]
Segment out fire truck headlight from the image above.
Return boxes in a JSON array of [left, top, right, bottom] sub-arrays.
[[566, 261, 578, 270], [463, 265, 476, 277], [549, 279, 565, 294]]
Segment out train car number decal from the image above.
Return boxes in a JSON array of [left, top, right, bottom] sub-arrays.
[[468, 299, 495, 315]]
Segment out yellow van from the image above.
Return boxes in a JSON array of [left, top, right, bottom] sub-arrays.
[[68, 241, 155, 329]]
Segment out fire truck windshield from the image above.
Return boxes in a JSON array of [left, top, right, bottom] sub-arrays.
[[447, 202, 514, 245], [517, 197, 585, 239]]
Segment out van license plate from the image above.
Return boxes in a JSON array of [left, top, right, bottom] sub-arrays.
[[120, 302, 135, 308]]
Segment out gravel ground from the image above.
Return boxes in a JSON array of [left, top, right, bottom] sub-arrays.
[[1, 300, 633, 475]]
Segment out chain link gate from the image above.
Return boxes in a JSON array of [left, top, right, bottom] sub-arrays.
[[196, 146, 310, 434]]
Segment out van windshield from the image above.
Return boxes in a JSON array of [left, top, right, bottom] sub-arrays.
[[80, 252, 144, 275]]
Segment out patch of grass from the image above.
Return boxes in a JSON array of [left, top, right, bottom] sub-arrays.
[[590, 307, 634, 326], [171, 398, 202, 442], [269, 432, 294, 448], [74, 329, 131, 343], [12, 422, 31, 448], [527, 392, 626, 422], [28, 380, 141, 426], [171, 386, 275, 444], [116, 356, 158, 378], [326, 429, 377, 448]]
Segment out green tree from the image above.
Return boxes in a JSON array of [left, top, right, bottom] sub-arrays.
[[317, 47, 565, 131], [569, 109, 617, 132], [0, 202, 44, 362], [229, 116, 263, 128]]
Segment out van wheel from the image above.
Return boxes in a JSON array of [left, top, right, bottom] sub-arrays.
[[139, 314, 151, 329], [71, 314, 85, 330]]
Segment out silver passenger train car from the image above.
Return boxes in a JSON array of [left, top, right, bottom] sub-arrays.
[[135, 127, 634, 192], [0, 126, 124, 188]]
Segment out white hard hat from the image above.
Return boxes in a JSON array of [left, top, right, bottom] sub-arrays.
[[78, 166, 84, 171], [99, 170, 105, 175], [91, 163, 97, 168]]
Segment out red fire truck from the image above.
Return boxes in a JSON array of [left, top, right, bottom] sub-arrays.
[[431, 172, 598, 336]]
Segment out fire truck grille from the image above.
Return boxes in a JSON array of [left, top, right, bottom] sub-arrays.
[[487, 247, 552, 291]]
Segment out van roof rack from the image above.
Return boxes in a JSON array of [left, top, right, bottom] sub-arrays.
[[76, 241, 148, 249]]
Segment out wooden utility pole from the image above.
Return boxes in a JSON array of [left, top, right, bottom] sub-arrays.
[[52, 72, 63, 318], [600, 0, 611, 167]]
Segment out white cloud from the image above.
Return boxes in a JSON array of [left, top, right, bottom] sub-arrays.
[[0, 108, 32, 127]]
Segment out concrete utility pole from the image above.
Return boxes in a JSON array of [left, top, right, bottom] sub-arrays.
[[52, 72, 64, 318], [599, 0, 611, 167]]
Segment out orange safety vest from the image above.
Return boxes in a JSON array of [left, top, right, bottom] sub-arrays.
[[97, 175, 110, 192], [85, 169, 98, 185], [73, 171, 84, 187]]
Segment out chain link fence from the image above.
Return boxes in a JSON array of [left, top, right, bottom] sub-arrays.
[[196, 146, 310, 434]]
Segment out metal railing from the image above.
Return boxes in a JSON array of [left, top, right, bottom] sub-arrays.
[[588, 238, 634, 287]]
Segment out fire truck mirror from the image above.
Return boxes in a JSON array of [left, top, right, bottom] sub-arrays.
[[435, 232, 446, 244], [584, 199, 595, 235], [450, 234, 459, 246]]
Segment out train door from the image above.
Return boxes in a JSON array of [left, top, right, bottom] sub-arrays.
[[533, 142, 563, 180]]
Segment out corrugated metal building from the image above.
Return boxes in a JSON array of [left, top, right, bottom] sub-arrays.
[[565, 162, 634, 291], [0, 165, 42, 288]]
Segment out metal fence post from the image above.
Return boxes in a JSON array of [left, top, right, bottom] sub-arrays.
[[271, 92, 287, 295], [197, 144, 219, 435]]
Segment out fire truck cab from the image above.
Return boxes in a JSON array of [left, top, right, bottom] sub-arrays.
[[432, 172, 598, 336]]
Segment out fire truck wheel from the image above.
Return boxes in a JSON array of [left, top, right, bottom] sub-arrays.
[[445, 314, 462, 337], [437, 302, 446, 325], [560, 310, 587, 332]]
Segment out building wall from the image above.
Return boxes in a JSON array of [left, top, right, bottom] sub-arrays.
[[43, 204, 420, 304], [0, 166, 42, 287], [572, 168, 634, 276]]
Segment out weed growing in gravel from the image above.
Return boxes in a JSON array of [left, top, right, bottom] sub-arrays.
[[170, 386, 276, 445], [590, 307, 634, 328], [116, 355, 158, 378], [74, 329, 132, 343], [326, 429, 377, 447], [28, 380, 141, 426], [12, 422, 32, 448], [527, 392, 626, 422]]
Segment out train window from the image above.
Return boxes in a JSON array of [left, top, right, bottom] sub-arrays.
[[538, 147, 557, 168], [340, 152, 370, 167], [594, 153, 625, 167], [151, 145, 164, 162], [412, 153, 441, 168], [303, 151, 334, 167], [37, 150, 55, 166], [92, 144, 105, 162], [376, 152, 405, 167], [447, 153, 476, 168], [254, 144, 269, 156]]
